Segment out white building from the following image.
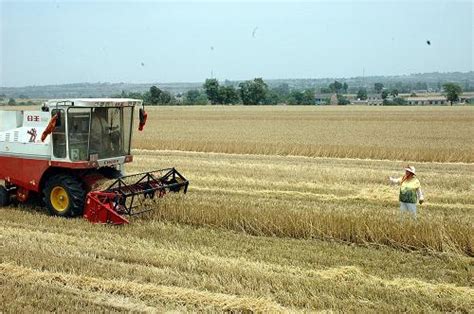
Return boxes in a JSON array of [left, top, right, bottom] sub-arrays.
[[406, 96, 446, 105]]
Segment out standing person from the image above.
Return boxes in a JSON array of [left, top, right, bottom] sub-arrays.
[[389, 165, 424, 219]]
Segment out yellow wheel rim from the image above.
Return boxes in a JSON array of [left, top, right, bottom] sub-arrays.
[[50, 186, 69, 212]]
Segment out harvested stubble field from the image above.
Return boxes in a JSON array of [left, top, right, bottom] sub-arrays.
[[1, 106, 474, 312]]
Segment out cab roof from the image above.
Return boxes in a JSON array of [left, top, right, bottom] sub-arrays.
[[45, 98, 142, 107]]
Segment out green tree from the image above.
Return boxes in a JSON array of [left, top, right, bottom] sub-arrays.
[[238, 78, 268, 105], [272, 84, 290, 102], [337, 94, 350, 105], [195, 94, 209, 105], [250, 78, 268, 105], [149, 86, 162, 105], [342, 82, 348, 93], [374, 83, 384, 94], [185, 90, 208, 105], [383, 97, 407, 106], [356, 88, 368, 100], [288, 90, 304, 105], [7, 98, 16, 106], [142, 91, 151, 105], [393, 97, 407, 105], [128, 92, 143, 99], [158, 91, 173, 104], [263, 90, 280, 105], [443, 83, 462, 106], [302, 89, 315, 105], [238, 81, 252, 105], [218, 85, 240, 104], [185, 90, 200, 104], [390, 89, 399, 97], [203, 79, 220, 104], [329, 81, 343, 93], [381, 90, 389, 100]]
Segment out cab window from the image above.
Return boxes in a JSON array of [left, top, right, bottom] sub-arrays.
[[68, 108, 91, 161], [51, 109, 66, 158]]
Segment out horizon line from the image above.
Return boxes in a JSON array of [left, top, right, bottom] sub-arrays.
[[1, 70, 473, 89]]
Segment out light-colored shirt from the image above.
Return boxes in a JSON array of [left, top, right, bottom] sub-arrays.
[[390, 176, 424, 203]]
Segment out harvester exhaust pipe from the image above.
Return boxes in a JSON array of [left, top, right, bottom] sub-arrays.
[[84, 168, 189, 225]]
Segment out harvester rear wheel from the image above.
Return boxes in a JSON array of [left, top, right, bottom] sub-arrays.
[[0, 186, 11, 206], [43, 175, 85, 217]]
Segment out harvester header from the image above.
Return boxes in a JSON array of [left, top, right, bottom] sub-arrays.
[[0, 98, 188, 224]]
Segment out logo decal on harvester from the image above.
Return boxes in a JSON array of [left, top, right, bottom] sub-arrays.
[[27, 115, 40, 122], [27, 128, 37, 142]]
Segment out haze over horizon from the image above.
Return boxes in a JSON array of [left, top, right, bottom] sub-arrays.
[[1, 0, 472, 87]]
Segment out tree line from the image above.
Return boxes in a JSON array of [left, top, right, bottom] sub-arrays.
[[112, 78, 464, 106], [1, 79, 463, 106], [115, 78, 320, 106]]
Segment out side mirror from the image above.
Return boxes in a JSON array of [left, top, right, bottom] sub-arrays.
[[138, 108, 147, 131], [41, 113, 59, 142]]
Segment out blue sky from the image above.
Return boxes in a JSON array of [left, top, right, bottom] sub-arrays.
[[1, 0, 472, 86]]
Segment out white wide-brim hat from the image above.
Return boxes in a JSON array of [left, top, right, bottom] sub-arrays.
[[405, 166, 416, 175]]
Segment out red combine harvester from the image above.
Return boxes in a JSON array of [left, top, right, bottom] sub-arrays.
[[0, 99, 188, 224]]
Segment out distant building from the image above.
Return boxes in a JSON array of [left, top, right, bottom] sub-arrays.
[[349, 94, 383, 105], [460, 92, 474, 104], [413, 90, 429, 94], [366, 94, 383, 105], [406, 96, 446, 105], [350, 99, 369, 105], [314, 93, 332, 105]]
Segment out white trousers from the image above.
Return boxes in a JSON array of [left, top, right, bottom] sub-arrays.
[[400, 202, 417, 218]]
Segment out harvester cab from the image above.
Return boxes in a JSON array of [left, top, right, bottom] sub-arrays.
[[0, 99, 188, 224]]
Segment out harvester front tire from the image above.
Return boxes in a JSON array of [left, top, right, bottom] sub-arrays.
[[0, 186, 11, 206], [43, 175, 85, 217]]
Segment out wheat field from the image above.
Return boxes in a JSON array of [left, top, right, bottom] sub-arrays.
[[136, 106, 474, 162], [1, 106, 474, 312]]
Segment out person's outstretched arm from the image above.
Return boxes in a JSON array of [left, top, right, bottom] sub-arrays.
[[389, 176, 401, 184]]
